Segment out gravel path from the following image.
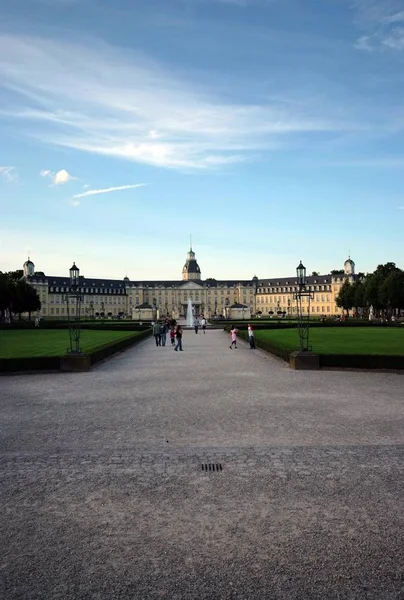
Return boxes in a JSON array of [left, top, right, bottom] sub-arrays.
[[1, 329, 404, 599]]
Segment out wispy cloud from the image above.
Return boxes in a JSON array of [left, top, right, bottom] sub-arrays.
[[0, 166, 18, 182], [72, 184, 146, 199], [352, 1, 404, 51], [0, 35, 346, 170], [354, 35, 374, 51], [322, 157, 404, 168], [382, 27, 404, 49], [383, 10, 404, 24], [40, 168, 76, 185]]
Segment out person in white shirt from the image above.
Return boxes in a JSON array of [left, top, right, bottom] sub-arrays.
[[247, 323, 256, 349], [201, 317, 207, 333]]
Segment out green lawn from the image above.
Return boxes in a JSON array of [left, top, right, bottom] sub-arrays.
[[0, 330, 143, 358], [254, 327, 404, 355]]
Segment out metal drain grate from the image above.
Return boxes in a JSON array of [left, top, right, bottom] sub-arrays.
[[201, 463, 223, 472]]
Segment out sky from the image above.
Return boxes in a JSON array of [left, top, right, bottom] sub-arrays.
[[0, 0, 404, 281]]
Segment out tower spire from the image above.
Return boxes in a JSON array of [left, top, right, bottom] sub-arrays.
[[190, 233, 192, 251]]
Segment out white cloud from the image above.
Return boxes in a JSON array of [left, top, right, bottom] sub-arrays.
[[351, 1, 404, 51], [383, 10, 404, 24], [54, 169, 75, 184], [354, 36, 374, 51], [0, 166, 17, 182], [0, 35, 344, 171], [72, 183, 146, 199], [70, 199, 80, 206], [40, 168, 76, 184], [382, 27, 404, 49]]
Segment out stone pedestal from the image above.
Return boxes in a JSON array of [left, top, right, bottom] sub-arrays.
[[60, 355, 91, 372], [290, 351, 320, 370]]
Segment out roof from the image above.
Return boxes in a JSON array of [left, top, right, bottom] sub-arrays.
[[230, 302, 249, 308], [183, 260, 201, 274], [135, 302, 153, 309], [26, 273, 265, 289], [257, 274, 333, 287]]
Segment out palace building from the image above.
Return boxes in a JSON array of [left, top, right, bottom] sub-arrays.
[[22, 248, 356, 320]]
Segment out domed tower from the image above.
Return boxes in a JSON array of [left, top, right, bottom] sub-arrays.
[[344, 256, 355, 276], [182, 245, 201, 281], [23, 256, 35, 278]]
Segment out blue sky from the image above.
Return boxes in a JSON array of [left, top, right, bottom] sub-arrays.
[[1, 0, 403, 280]]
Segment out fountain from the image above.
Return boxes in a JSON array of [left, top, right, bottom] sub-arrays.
[[186, 298, 194, 327]]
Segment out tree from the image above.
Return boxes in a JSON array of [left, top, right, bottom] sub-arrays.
[[24, 285, 41, 320], [10, 281, 41, 321], [380, 270, 404, 314], [311, 271, 319, 276], [351, 279, 366, 314], [331, 269, 344, 275], [336, 280, 355, 315], [365, 263, 401, 313]]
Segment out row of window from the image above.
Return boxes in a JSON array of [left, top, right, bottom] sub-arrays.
[[49, 286, 125, 295], [258, 284, 331, 293], [257, 294, 332, 304]]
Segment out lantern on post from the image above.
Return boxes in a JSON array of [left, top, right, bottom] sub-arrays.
[[293, 261, 314, 351], [69, 262, 80, 290], [63, 262, 83, 354]]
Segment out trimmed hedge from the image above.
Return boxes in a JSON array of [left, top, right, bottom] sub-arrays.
[[0, 329, 152, 373], [0, 321, 151, 331], [221, 321, 403, 331], [236, 331, 404, 370], [319, 354, 404, 370]]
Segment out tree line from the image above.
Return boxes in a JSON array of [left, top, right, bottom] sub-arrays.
[[0, 270, 41, 322], [336, 262, 404, 317]]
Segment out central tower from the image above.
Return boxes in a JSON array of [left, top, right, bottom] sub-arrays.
[[182, 244, 201, 281]]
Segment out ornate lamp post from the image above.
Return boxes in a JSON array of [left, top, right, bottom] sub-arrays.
[[293, 261, 314, 351], [62, 262, 84, 354], [225, 297, 230, 320], [214, 299, 218, 318]]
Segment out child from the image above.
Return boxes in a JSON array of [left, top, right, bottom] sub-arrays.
[[229, 326, 238, 349], [170, 326, 176, 346]]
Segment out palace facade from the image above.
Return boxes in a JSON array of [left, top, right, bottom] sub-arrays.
[[22, 247, 356, 319]]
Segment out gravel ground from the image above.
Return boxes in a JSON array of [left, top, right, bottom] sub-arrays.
[[1, 329, 404, 599]]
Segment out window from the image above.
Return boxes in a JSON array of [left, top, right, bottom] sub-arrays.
[[51, 308, 54, 315], [56, 308, 59, 315]]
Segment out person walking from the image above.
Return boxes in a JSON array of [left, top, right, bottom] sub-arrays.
[[247, 323, 256, 349], [193, 317, 199, 334], [174, 324, 183, 351], [229, 326, 238, 349], [160, 322, 167, 346], [201, 316, 207, 333], [169, 326, 176, 346], [153, 321, 161, 346]]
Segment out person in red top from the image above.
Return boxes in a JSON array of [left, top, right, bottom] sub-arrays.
[[169, 326, 176, 346]]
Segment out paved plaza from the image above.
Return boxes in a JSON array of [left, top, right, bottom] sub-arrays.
[[1, 329, 404, 599]]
